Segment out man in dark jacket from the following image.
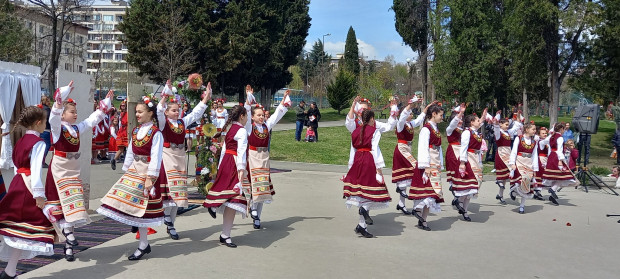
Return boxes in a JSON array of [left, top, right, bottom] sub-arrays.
[[40, 95, 52, 168], [295, 101, 306, 141]]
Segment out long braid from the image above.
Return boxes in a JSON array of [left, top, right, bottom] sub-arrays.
[[359, 110, 375, 145], [10, 106, 46, 134]]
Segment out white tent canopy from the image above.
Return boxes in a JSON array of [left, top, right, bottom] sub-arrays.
[[0, 60, 42, 169]]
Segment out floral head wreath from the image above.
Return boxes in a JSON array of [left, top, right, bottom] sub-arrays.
[[142, 96, 155, 108], [36, 104, 44, 109], [120, 100, 127, 106], [359, 98, 372, 107], [539, 127, 547, 131], [216, 98, 226, 104], [255, 103, 264, 109], [66, 98, 76, 105]]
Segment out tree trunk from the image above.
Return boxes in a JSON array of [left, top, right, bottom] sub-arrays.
[[522, 87, 529, 123], [49, 16, 58, 93], [421, 50, 429, 102]]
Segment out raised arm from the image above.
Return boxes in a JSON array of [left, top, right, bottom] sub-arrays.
[[266, 89, 290, 131], [346, 96, 360, 133]]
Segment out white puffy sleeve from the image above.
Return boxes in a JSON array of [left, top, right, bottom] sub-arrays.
[[371, 130, 384, 169], [556, 136, 566, 160], [539, 134, 551, 147], [493, 124, 501, 140], [266, 104, 288, 131], [446, 115, 461, 136], [532, 141, 539, 172], [183, 102, 208, 127], [411, 112, 426, 128], [77, 109, 106, 133], [397, 109, 410, 132], [375, 115, 397, 133], [345, 115, 356, 133], [243, 105, 252, 135], [509, 136, 520, 166], [508, 122, 522, 137], [234, 127, 248, 170], [147, 131, 164, 177], [29, 141, 47, 198], [157, 103, 166, 130], [417, 126, 431, 169], [459, 129, 471, 163], [49, 106, 63, 144], [122, 137, 134, 172], [110, 126, 117, 139]]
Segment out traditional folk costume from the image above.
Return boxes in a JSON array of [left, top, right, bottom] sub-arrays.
[[243, 103, 288, 229], [46, 104, 105, 250], [409, 121, 444, 230], [212, 107, 228, 135], [508, 135, 539, 214], [156, 100, 208, 239], [117, 111, 129, 148], [451, 127, 483, 221], [203, 122, 248, 247], [541, 132, 578, 205], [533, 134, 551, 200], [108, 119, 118, 158], [345, 113, 396, 170], [445, 115, 462, 193], [92, 115, 110, 154], [391, 109, 425, 215], [0, 173, 5, 201], [343, 120, 391, 238], [0, 131, 55, 264], [493, 122, 521, 204]]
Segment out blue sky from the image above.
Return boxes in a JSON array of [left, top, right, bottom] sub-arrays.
[[305, 0, 415, 63]]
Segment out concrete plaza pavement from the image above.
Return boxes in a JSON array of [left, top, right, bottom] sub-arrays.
[[16, 159, 620, 279]]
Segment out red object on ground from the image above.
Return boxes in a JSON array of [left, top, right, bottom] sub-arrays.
[[566, 222, 572, 226], [553, 219, 557, 221], [135, 227, 158, 239]]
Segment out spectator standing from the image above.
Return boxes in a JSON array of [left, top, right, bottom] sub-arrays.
[[613, 129, 620, 165], [307, 102, 321, 141], [40, 95, 52, 168], [295, 101, 306, 141], [562, 122, 574, 141]]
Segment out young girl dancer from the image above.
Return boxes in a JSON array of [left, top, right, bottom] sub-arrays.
[[243, 88, 289, 229], [203, 105, 248, 248], [157, 81, 211, 239], [452, 110, 487, 221], [493, 114, 522, 204], [97, 96, 165, 260], [212, 99, 228, 140], [46, 85, 111, 261], [343, 98, 391, 238], [533, 127, 550, 200], [111, 100, 128, 170], [0, 106, 54, 279], [108, 114, 119, 159], [542, 123, 577, 205], [445, 103, 466, 198], [409, 103, 444, 231], [391, 99, 429, 215], [508, 123, 539, 214]]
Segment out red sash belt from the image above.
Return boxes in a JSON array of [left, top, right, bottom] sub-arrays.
[[163, 142, 171, 148], [551, 148, 558, 152], [54, 150, 77, 158], [397, 140, 410, 144], [467, 149, 479, 153], [539, 154, 548, 157], [357, 148, 371, 152], [16, 167, 31, 176], [225, 149, 238, 156], [449, 142, 460, 145], [217, 116, 225, 119], [518, 152, 532, 157]]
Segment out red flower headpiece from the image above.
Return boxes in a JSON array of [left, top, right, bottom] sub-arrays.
[[66, 98, 76, 105], [539, 127, 548, 131], [36, 104, 43, 109], [359, 98, 372, 107], [216, 98, 226, 104], [530, 120, 535, 124], [142, 96, 154, 108], [255, 104, 264, 109]]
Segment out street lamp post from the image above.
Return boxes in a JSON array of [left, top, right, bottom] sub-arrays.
[[321, 33, 331, 108]]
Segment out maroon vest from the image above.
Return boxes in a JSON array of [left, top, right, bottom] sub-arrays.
[[55, 125, 80, 152], [13, 134, 42, 169], [396, 123, 415, 142], [425, 123, 442, 147], [496, 131, 512, 147], [447, 128, 462, 144], [467, 128, 483, 151], [225, 124, 243, 152], [549, 133, 561, 150], [249, 123, 270, 147], [538, 141, 549, 155], [162, 119, 186, 145], [352, 125, 376, 149], [131, 125, 160, 156], [516, 136, 536, 154]]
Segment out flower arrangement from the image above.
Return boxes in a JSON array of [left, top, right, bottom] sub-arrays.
[[196, 137, 220, 195]]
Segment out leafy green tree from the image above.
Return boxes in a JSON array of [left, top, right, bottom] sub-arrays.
[[0, 0, 32, 63], [327, 70, 357, 114], [343, 26, 360, 76]]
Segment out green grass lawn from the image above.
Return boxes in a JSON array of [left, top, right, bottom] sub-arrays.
[[276, 107, 391, 123], [270, 115, 616, 175]]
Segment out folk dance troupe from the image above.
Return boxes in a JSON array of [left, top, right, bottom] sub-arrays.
[[0, 79, 582, 277]]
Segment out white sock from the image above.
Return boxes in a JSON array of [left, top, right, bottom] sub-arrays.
[[520, 197, 526, 207], [4, 246, 20, 276], [497, 181, 505, 196], [463, 197, 471, 216], [358, 215, 367, 228], [551, 185, 559, 192], [134, 227, 149, 257], [221, 207, 235, 242], [170, 206, 178, 224], [398, 198, 406, 208], [63, 227, 76, 242], [164, 207, 174, 223], [251, 203, 264, 218]]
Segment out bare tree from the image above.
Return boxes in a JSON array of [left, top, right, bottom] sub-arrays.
[[26, 0, 94, 91]]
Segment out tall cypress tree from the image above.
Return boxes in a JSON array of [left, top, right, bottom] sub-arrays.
[[343, 26, 360, 76]]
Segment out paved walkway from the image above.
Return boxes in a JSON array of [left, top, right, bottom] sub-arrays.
[[15, 161, 620, 278]]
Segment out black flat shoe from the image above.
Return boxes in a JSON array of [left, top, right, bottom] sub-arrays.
[[250, 210, 261, 229], [548, 188, 559, 200], [496, 195, 507, 205], [131, 226, 139, 233], [419, 223, 431, 231], [533, 193, 544, 200], [519, 207, 525, 214], [111, 159, 116, 170], [64, 247, 75, 262], [219, 235, 237, 248], [396, 204, 411, 215], [167, 227, 179, 240], [412, 210, 425, 223], [462, 215, 472, 222], [0, 271, 16, 279], [395, 187, 408, 198], [253, 220, 261, 229], [359, 207, 373, 225], [207, 208, 217, 219], [62, 230, 79, 246], [128, 244, 151, 260], [549, 196, 559, 205], [354, 225, 374, 238], [164, 215, 174, 226], [418, 220, 423, 226], [453, 200, 466, 215], [510, 191, 517, 201]]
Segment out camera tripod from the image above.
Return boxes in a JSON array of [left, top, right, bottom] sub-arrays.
[[574, 134, 618, 195]]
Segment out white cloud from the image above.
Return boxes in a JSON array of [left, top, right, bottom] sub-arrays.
[[304, 39, 416, 64]]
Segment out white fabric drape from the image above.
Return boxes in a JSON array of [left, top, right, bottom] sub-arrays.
[[18, 75, 42, 107], [0, 72, 19, 169]]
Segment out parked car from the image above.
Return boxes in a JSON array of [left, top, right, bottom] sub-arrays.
[[116, 95, 127, 101]]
